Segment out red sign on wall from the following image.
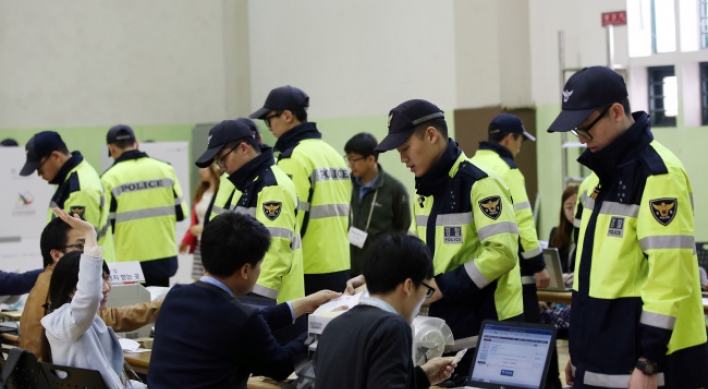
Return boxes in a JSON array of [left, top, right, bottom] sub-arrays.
[[602, 11, 627, 26]]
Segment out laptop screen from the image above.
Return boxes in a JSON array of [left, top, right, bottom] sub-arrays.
[[467, 321, 557, 389]]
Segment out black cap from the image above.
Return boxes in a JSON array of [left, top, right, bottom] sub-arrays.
[[375, 99, 445, 152], [106, 124, 136, 143], [195, 120, 254, 168], [249, 85, 309, 119], [236, 118, 260, 143], [547, 66, 628, 133], [489, 113, 536, 141], [0, 138, 18, 147], [20, 131, 67, 176]]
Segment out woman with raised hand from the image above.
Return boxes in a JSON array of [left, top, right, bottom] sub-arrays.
[[41, 208, 138, 389]]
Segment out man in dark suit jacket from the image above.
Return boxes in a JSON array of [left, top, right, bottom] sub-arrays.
[[148, 212, 339, 389]]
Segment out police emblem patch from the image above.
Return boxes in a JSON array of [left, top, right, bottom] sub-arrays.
[[608, 216, 624, 237], [263, 202, 282, 221], [444, 227, 463, 244], [478, 196, 502, 220], [69, 206, 86, 220], [650, 198, 677, 226]]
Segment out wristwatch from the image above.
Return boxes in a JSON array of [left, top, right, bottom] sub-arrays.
[[635, 359, 659, 375]]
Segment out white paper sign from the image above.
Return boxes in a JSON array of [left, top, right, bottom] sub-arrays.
[[348, 227, 368, 249], [108, 261, 146, 285]]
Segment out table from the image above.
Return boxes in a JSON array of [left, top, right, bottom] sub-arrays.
[[538, 291, 708, 314], [123, 350, 280, 389], [0, 311, 22, 322]]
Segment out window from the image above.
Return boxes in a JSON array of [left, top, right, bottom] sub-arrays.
[[702, 63, 708, 125], [702, 0, 708, 49], [648, 66, 677, 127], [651, 0, 676, 53]]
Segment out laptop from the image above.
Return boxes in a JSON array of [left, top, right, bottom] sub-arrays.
[[538, 248, 571, 292], [455, 320, 558, 389]]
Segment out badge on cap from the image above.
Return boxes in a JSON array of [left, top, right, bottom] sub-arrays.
[[263, 202, 282, 221], [388, 114, 393, 128], [562, 89, 573, 103], [478, 196, 502, 220], [207, 135, 212, 146], [650, 198, 677, 226], [69, 206, 86, 220]]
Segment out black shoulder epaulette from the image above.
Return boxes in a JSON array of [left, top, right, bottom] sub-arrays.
[[641, 145, 668, 175], [501, 156, 517, 169], [457, 161, 489, 181], [261, 168, 278, 187]]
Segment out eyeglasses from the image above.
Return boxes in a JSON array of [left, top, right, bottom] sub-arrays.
[[571, 105, 612, 141], [264, 111, 284, 127], [63, 243, 85, 251], [344, 155, 365, 164], [215, 144, 240, 169], [36, 155, 51, 174], [420, 281, 436, 298]]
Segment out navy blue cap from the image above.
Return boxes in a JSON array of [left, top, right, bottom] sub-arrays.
[[547, 66, 628, 133], [195, 120, 255, 168], [249, 85, 309, 120], [375, 99, 445, 152], [489, 113, 536, 141], [235, 118, 261, 143], [106, 124, 136, 144], [20, 131, 67, 176]]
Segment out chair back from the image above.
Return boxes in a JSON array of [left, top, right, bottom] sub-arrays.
[[0, 348, 49, 389], [38, 361, 108, 389]]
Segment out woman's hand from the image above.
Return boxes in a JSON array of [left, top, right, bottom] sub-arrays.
[[52, 207, 97, 246]]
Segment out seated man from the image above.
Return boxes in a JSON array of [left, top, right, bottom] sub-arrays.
[[19, 217, 163, 359], [315, 234, 456, 389], [147, 212, 339, 389]]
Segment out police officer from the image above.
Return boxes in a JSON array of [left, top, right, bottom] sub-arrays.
[[101, 125, 187, 287], [203, 118, 263, 227], [471, 114, 549, 312], [548, 66, 708, 389], [195, 119, 304, 304], [373, 99, 523, 376], [251, 86, 351, 294], [19, 131, 114, 261]]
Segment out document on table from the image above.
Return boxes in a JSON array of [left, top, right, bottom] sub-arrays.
[[314, 291, 367, 313]]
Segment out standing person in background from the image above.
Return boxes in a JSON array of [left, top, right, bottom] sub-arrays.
[[471, 113, 555, 388], [549, 185, 579, 277], [19, 131, 114, 262], [251, 85, 351, 294], [344, 133, 411, 276], [548, 66, 708, 389], [180, 164, 220, 280], [102, 124, 187, 287]]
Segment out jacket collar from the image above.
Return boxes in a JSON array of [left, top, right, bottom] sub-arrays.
[[227, 145, 275, 192], [415, 138, 462, 196], [113, 149, 149, 166], [49, 151, 83, 185], [274, 122, 322, 153], [577, 112, 652, 181], [478, 141, 516, 168]]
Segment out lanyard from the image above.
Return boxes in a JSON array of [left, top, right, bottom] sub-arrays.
[[351, 189, 379, 232]]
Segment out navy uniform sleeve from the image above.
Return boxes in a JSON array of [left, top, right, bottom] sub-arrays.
[[0, 269, 43, 295]]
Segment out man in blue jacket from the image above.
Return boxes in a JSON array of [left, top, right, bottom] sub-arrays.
[[148, 212, 339, 389], [0, 269, 43, 296]]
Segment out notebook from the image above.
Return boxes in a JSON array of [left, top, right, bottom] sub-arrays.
[[456, 320, 557, 389], [538, 248, 571, 292]]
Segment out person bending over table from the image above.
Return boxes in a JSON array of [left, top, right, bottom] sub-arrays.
[[316, 234, 455, 389], [147, 212, 339, 389]]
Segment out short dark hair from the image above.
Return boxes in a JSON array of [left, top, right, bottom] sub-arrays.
[[292, 109, 308, 123], [55, 144, 70, 155], [413, 118, 448, 140], [363, 234, 434, 295], [0, 138, 18, 147], [344, 133, 378, 161], [47, 251, 109, 312], [200, 212, 271, 277], [40, 218, 73, 268], [488, 131, 521, 143], [110, 140, 134, 150]]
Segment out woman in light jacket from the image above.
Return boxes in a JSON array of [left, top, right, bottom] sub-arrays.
[[41, 208, 127, 389]]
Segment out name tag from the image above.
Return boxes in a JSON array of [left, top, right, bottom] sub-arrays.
[[348, 227, 368, 249]]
